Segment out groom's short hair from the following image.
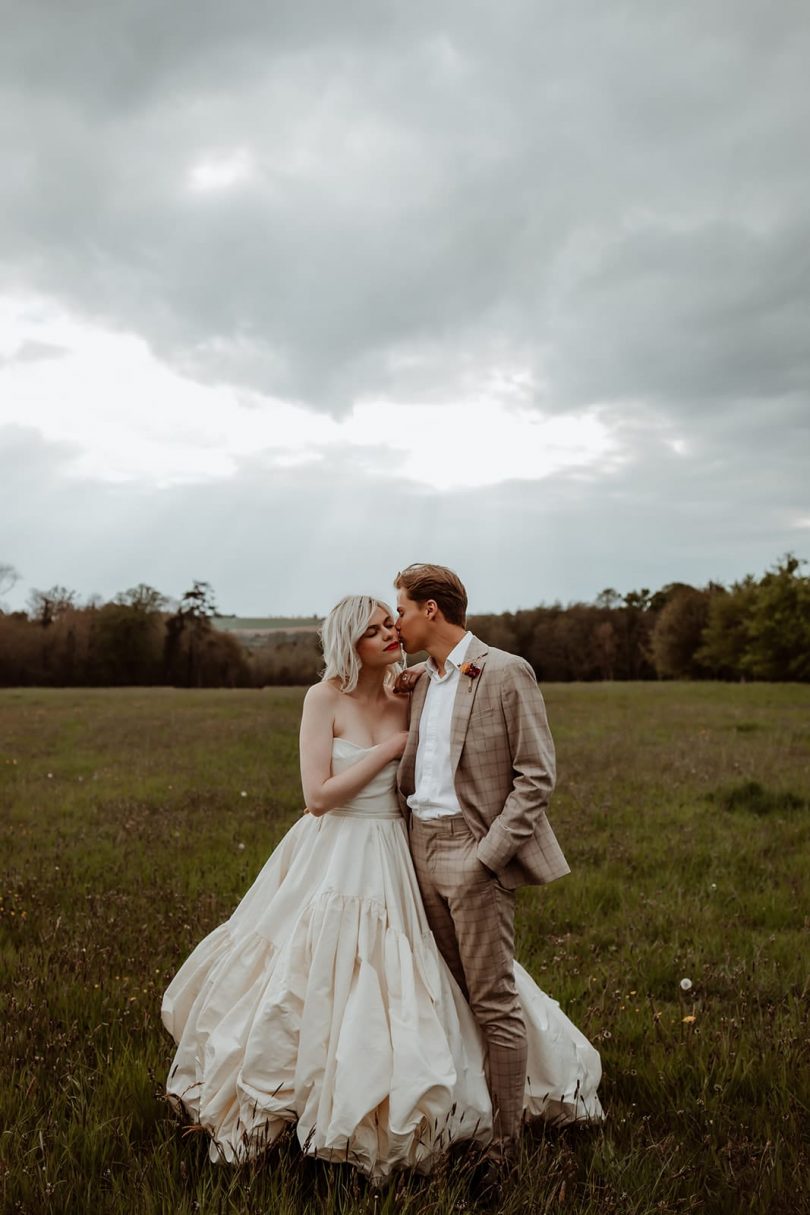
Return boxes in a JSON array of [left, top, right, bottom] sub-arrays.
[[394, 564, 468, 627]]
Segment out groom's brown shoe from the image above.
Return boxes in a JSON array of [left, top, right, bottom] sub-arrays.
[[470, 1137, 518, 1209]]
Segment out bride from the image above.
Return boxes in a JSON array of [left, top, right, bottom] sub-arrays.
[[161, 595, 603, 1180]]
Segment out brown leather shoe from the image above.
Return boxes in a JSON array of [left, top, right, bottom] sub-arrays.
[[470, 1140, 518, 1209]]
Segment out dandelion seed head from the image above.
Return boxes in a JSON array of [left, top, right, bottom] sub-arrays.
[[680, 978, 693, 991]]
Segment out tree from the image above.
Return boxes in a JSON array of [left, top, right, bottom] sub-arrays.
[[696, 577, 758, 678], [616, 588, 655, 679], [179, 581, 218, 619], [467, 612, 518, 653], [742, 554, 810, 681], [595, 588, 621, 610], [27, 585, 77, 627], [593, 619, 618, 680], [163, 581, 220, 686], [90, 602, 164, 684], [0, 563, 20, 612], [648, 582, 698, 614], [115, 583, 168, 613], [0, 563, 19, 596], [649, 585, 712, 678]]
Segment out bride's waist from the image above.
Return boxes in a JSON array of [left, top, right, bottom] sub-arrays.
[[329, 812, 402, 821], [329, 802, 402, 820]]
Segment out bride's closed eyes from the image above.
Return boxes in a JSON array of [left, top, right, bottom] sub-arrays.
[[364, 617, 395, 637]]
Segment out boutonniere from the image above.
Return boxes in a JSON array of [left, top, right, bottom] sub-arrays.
[[459, 660, 482, 691]]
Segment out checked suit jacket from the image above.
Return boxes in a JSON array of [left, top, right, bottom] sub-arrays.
[[397, 635, 570, 890]]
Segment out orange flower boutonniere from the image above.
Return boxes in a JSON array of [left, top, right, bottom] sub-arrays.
[[459, 660, 482, 691]]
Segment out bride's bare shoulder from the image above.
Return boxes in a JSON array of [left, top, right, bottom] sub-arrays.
[[304, 679, 341, 705]]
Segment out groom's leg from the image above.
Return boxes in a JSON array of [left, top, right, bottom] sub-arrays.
[[447, 871, 526, 1148], [409, 815, 526, 1147], [409, 817, 468, 994]]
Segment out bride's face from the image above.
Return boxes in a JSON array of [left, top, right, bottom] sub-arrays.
[[355, 605, 402, 670]]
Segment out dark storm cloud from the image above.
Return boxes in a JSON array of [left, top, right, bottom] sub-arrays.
[[2, 1, 808, 610], [2, 0, 809, 420], [546, 218, 810, 409]]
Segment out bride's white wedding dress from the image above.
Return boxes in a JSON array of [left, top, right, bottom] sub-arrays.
[[162, 739, 603, 1179]]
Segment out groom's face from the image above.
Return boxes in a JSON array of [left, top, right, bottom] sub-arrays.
[[395, 589, 431, 653]]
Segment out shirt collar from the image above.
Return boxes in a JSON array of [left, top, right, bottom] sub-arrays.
[[426, 631, 473, 682]]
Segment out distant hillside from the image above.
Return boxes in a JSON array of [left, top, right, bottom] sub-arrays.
[[213, 615, 322, 634], [210, 616, 322, 680]]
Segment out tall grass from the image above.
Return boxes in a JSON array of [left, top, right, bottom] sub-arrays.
[[1, 683, 808, 1214]]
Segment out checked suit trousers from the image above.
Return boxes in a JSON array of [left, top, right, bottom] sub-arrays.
[[409, 813, 527, 1147]]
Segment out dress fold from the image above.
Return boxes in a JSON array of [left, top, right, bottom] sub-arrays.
[[162, 740, 602, 1179]]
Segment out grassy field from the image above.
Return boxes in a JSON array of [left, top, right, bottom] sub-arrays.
[[1, 683, 808, 1215]]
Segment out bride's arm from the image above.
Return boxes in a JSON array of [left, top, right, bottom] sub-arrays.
[[299, 684, 407, 817]]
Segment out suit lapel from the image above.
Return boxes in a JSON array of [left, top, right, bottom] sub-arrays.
[[401, 668, 429, 793], [449, 635, 489, 775]]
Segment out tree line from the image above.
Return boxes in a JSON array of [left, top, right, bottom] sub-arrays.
[[0, 578, 252, 688], [0, 555, 808, 688], [470, 554, 810, 683]]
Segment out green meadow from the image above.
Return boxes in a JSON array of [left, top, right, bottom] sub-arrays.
[[1, 684, 808, 1214]]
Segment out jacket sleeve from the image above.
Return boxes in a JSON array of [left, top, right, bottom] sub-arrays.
[[475, 659, 556, 873]]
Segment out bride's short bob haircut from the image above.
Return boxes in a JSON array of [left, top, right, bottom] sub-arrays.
[[319, 595, 403, 694]]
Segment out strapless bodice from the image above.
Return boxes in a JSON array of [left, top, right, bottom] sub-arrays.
[[329, 737, 401, 819]]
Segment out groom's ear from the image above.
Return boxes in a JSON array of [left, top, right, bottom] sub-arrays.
[[424, 598, 439, 620]]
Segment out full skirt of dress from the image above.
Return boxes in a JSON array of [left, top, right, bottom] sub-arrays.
[[162, 798, 603, 1180]]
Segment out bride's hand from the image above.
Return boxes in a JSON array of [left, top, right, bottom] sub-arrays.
[[393, 664, 426, 694]]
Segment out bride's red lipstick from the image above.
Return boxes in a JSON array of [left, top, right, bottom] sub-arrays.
[[384, 642, 401, 651]]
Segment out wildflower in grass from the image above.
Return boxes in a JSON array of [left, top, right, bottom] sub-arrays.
[[680, 978, 693, 991], [240, 791, 247, 797], [682, 1015, 696, 1024], [237, 843, 246, 851]]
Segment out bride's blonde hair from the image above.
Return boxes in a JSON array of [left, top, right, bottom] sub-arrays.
[[319, 595, 403, 694]]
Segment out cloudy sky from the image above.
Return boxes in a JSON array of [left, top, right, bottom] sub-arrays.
[[2, 0, 808, 616]]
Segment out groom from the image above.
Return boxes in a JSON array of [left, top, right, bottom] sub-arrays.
[[394, 563, 569, 1174]]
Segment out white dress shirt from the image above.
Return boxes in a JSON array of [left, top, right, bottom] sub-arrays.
[[407, 631, 473, 820]]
